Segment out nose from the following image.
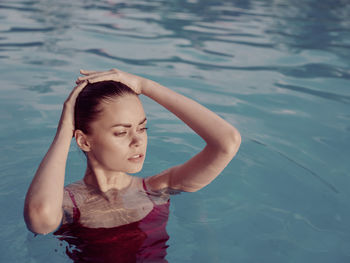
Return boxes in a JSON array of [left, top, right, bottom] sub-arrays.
[[130, 133, 143, 147]]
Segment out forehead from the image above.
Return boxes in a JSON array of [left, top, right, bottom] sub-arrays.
[[95, 95, 146, 126]]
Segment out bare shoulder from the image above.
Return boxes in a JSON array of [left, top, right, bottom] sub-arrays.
[[64, 180, 91, 205], [65, 180, 87, 193], [144, 168, 173, 192], [144, 170, 181, 196], [61, 180, 88, 224]]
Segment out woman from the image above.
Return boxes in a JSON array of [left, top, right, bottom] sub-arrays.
[[24, 68, 241, 262]]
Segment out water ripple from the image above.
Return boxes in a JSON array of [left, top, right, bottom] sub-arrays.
[[80, 26, 172, 40], [0, 4, 39, 12], [80, 22, 262, 41], [214, 38, 275, 48], [275, 83, 350, 105], [84, 48, 154, 66], [82, 47, 350, 81], [249, 138, 339, 194], [200, 49, 233, 58], [1, 27, 56, 33], [0, 42, 44, 47], [26, 80, 66, 94]]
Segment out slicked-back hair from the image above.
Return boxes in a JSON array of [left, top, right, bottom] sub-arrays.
[[74, 81, 137, 134]]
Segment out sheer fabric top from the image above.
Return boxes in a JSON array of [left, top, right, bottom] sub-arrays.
[[60, 177, 169, 228], [54, 177, 171, 263]]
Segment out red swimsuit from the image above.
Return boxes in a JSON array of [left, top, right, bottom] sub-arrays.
[[54, 179, 170, 263]]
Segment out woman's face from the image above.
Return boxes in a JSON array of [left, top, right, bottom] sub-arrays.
[[85, 94, 148, 174]]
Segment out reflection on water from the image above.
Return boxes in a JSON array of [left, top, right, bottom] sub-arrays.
[[1, 0, 350, 262]]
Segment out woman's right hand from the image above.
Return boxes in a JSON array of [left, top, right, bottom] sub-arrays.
[[58, 81, 88, 136]]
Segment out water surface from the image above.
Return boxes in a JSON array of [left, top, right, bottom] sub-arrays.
[[0, 0, 350, 262]]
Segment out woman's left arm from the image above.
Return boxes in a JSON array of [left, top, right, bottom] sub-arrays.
[[77, 69, 241, 192], [142, 79, 241, 192]]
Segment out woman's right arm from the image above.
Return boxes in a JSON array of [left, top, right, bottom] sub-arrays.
[[23, 81, 87, 234]]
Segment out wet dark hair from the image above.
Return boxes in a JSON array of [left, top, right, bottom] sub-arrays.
[[74, 81, 137, 134]]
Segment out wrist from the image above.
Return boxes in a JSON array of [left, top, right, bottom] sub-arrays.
[[141, 79, 158, 96], [56, 121, 74, 138]]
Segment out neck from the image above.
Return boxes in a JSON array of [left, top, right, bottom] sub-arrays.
[[83, 163, 133, 193]]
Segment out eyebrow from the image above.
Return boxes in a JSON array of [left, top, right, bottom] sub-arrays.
[[110, 117, 147, 128]]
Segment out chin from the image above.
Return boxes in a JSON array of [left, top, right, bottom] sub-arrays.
[[126, 164, 144, 174]]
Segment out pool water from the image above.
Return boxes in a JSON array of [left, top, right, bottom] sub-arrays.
[[1, 0, 350, 262]]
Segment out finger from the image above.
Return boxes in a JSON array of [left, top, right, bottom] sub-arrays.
[[80, 69, 99, 75], [75, 80, 88, 90], [80, 68, 120, 76], [78, 71, 117, 83], [87, 74, 120, 84], [68, 81, 88, 101], [76, 78, 88, 84], [76, 72, 107, 82]]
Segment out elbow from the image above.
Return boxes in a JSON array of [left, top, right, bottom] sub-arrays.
[[232, 130, 242, 154], [24, 202, 62, 235], [181, 185, 201, 193], [221, 129, 241, 157]]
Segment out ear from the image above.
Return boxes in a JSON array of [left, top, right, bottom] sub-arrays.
[[74, 130, 91, 152]]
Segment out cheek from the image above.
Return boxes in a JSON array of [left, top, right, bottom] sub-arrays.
[[89, 133, 148, 171], [91, 137, 125, 162], [101, 139, 127, 157]]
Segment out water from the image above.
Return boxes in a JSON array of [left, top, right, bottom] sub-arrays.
[[1, 0, 350, 262]]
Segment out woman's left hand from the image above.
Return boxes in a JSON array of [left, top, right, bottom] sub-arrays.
[[76, 68, 148, 95]]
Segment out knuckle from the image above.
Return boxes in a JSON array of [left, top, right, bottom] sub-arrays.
[[63, 100, 71, 107]]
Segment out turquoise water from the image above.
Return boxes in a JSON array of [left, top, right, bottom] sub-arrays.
[[1, 0, 350, 262]]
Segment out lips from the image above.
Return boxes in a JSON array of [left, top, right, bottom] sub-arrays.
[[128, 153, 144, 161], [129, 154, 142, 159]]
